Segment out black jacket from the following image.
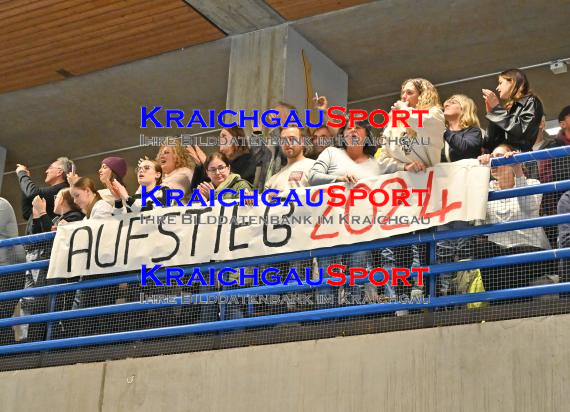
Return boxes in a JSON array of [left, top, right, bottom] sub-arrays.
[[17, 171, 68, 235], [442, 126, 483, 162], [32, 209, 84, 234], [484, 95, 544, 153]]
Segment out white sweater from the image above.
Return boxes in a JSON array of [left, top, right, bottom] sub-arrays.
[[377, 106, 445, 173], [88, 200, 114, 220]]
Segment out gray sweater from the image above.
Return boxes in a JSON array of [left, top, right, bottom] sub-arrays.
[[308, 147, 381, 186]]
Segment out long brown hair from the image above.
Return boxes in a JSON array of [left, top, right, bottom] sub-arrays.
[[222, 125, 249, 156], [58, 188, 82, 213], [72, 177, 101, 218], [499, 69, 532, 108]]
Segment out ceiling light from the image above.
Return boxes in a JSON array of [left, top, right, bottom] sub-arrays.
[[550, 60, 568, 75]]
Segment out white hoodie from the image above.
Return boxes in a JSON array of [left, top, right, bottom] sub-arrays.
[[377, 106, 445, 174]]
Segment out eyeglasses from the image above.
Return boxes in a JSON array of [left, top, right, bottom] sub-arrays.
[[135, 165, 153, 173], [207, 165, 228, 174]]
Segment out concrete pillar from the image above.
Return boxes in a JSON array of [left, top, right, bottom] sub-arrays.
[[225, 24, 348, 134]]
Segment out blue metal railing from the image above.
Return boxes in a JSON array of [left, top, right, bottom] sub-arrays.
[[0, 146, 569, 356], [0, 282, 567, 355]]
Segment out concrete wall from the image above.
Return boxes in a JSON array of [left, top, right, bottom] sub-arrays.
[[2, 314, 570, 412]]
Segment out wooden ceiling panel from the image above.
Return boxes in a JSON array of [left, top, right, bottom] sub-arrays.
[[0, 0, 224, 94], [266, 0, 374, 21]]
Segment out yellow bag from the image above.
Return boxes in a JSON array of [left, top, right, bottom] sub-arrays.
[[453, 268, 488, 309]]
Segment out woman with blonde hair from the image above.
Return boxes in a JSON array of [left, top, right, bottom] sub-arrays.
[[482, 68, 544, 152], [442, 94, 483, 162], [156, 138, 194, 203], [435, 95, 483, 296], [377, 78, 445, 173]]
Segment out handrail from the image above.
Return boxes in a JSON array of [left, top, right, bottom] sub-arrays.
[[1, 243, 569, 304], [490, 145, 570, 166], [1, 282, 568, 355], [1, 245, 569, 328]]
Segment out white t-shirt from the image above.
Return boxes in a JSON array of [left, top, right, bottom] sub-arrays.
[[264, 158, 315, 192]]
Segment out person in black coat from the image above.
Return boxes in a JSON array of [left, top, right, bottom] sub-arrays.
[[16, 157, 74, 235], [441, 94, 483, 162], [482, 68, 544, 153]]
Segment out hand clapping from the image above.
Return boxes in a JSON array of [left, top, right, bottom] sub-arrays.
[[482, 89, 499, 112], [197, 181, 215, 200], [31, 195, 47, 218]]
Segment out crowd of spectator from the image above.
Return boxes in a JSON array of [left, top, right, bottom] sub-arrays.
[[2, 68, 570, 339]]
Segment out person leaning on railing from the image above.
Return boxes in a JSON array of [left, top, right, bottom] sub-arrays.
[[0, 198, 25, 342], [476, 144, 555, 291], [434, 94, 484, 296], [0, 197, 22, 267]]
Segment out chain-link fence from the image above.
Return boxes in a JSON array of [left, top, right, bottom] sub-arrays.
[[2, 147, 570, 371]]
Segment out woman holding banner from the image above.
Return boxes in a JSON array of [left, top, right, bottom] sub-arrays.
[[68, 177, 115, 336], [309, 120, 396, 307]]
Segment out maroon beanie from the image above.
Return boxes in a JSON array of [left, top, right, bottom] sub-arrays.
[[102, 157, 127, 180]]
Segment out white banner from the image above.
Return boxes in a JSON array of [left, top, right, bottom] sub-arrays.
[[47, 160, 490, 279]]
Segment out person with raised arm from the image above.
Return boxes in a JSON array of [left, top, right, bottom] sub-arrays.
[[482, 68, 544, 153], [16, 157, 73, 235], [108, 157, 167, 213], [377, 78, 445, 174]]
